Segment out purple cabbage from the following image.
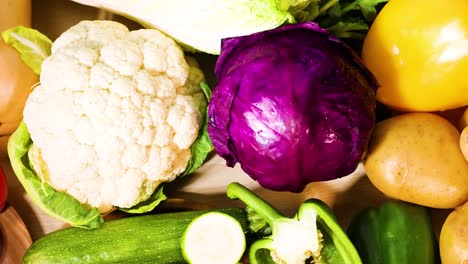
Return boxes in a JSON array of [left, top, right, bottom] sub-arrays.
[[208, 22, 378, 192]]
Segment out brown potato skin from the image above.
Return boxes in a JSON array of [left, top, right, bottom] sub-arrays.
[[459, 108, 468, 131], [460, 108, 468, 162], [0, 0, 38, 158], [364, 113, 468, 209], [439, 202, 468, 264], [461, 127, 468, 162]]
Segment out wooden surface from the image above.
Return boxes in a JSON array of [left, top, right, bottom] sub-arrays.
[[0, 204, 32, 264]]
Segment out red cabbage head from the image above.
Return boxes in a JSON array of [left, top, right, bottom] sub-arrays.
[[208, 22, 378, 192]]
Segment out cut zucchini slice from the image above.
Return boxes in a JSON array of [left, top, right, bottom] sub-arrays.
[[182, 211, 246, 264]]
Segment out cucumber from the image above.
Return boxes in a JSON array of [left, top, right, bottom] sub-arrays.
[[181, 212, 246, 264], [23, 208, 248, 264]]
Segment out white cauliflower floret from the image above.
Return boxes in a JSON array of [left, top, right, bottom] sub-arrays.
[[23, 20, 207, 212]]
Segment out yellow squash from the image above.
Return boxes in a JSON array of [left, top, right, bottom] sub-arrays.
[[362, 0, 468, 112]]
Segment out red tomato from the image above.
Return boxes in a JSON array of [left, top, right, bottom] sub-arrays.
[[0, 166, 7, 211]]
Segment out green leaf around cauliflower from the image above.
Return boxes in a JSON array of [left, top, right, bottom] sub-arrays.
[[120, 185, 166, 214], [180, 81, 214, 177], [1, 26, 52, 75], [4, 27, 104, 229], [8, 123, 104, 229]]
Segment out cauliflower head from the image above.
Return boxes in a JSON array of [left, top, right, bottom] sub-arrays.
[[23, 20, 207, 212]]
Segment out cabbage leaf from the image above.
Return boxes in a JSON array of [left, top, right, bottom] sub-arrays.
[[71, 0, 319, 54]]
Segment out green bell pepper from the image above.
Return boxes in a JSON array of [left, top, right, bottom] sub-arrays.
[[226, 182, 362, 264], [347, 200, 438, 264]]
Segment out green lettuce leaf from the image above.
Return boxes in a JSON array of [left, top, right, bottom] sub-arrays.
[[120, 185, 166, 214], [286, 0, 321, 22], [180, 81, 214, 177], [1, 26, 52, 75], [7, 123, 104, 229]]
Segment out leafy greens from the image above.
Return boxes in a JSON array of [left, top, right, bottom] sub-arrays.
[[298, 0, 389, 40]]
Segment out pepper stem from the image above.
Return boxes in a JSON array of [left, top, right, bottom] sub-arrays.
[[226, 182, 283, 227]]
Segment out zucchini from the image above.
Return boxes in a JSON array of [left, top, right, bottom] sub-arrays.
[[24, 208, 248, 264], [181, 212, 246, 264]]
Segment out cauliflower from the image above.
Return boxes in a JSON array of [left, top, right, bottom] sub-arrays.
[[22, 20, 207, 213]]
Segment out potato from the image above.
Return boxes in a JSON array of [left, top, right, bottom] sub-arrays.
[[459, 107, 468, 131], [460, 108, 468, 162], [435, 106, 467, 131], [364, 112, 468, 209], [461, 127, 468, 162], [439, 201, 468, 264], [0, 0, 38, 158]]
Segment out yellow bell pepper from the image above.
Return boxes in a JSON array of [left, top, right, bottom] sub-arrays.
[[362, 0, 468, 112]]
